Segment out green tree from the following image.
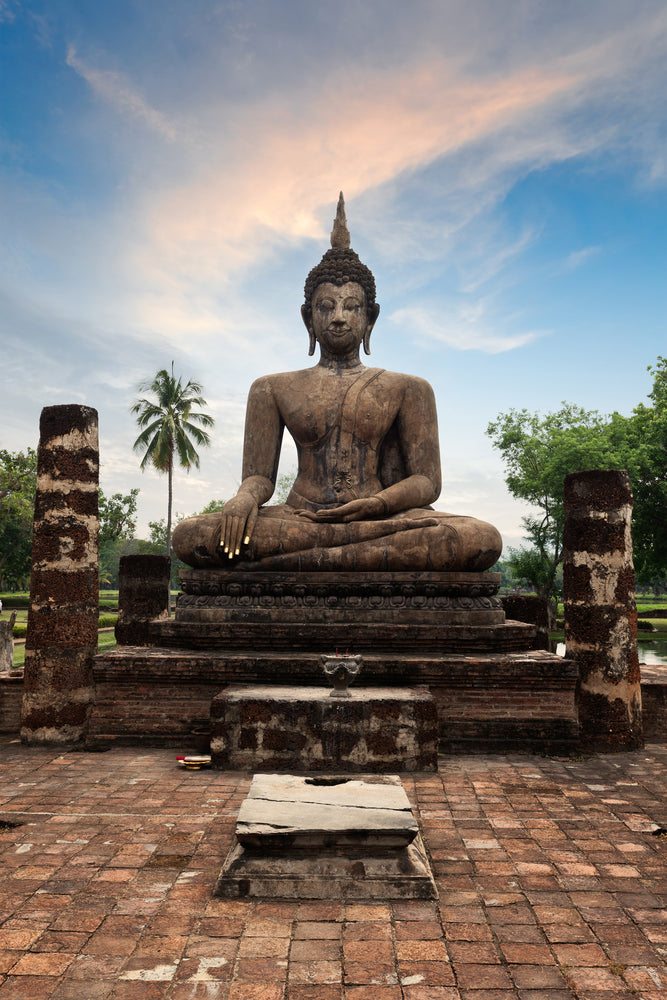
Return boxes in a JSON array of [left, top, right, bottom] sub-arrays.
[[0, 447, 37, 590], [198, 498, 226, 514], [99, 488, 140, 545], [131, 363, 214, 579], [98, 488, 140, 588], [625, 357, 667, 584], [487, 403, 624, 620]]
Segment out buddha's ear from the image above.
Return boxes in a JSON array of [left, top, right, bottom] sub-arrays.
[[301, 304, 316, 356], [363, 303, 380, 356]]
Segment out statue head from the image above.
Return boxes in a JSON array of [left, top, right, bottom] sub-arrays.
[[302, 193, 380, 356]]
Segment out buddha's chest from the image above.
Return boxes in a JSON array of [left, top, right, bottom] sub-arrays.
[[278, 378, 399, 447]]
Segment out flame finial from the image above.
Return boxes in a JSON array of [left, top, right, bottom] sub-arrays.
[[330, 192, 351, 250]]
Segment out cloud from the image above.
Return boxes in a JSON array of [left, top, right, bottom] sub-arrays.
[[389, 305, 544, 355], [97, 5, 666, 348], [561, 246, 601, 272], [66, 45, 178, 140], [0, 1, 18, 23]]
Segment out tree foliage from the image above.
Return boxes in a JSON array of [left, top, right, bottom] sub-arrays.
[[98, 488, 141, 587], [626, 356, 667, 584], [0, 447, 37, 589], [487, 403, 626, 613], [274, 470, 296, 504], [99, 488, 140, 545], [487, 359, 667, 607]]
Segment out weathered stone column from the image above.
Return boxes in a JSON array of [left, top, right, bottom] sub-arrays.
[[563, 470, 642, 751], [115, 554, 170, 645], [21, 405, 99, 745]]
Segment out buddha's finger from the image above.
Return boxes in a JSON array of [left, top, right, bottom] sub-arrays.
[[223, 516, 238, 555], [244, 505, 259, 546], [229, 517, 244, 558], [209, 519, 223, 554]]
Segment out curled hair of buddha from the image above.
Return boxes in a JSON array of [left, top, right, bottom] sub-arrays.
[[302, 194, 378, 353]]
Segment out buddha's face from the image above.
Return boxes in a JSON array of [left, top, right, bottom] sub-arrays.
[[310, 282, 369, 356]]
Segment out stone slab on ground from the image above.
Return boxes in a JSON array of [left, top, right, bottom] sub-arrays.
[[236, 773, 418, 848], [216, 773, 435, 900]]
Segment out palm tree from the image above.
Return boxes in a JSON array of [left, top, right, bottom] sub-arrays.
[[131, 363, 214, 597]]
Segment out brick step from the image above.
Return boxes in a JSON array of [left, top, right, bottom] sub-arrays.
[[151, 619, 537, 653]]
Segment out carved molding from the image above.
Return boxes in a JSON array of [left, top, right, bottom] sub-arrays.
[[177, 590, 502, 613]]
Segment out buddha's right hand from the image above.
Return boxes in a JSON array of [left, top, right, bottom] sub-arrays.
[[210, 495, 259, 561]]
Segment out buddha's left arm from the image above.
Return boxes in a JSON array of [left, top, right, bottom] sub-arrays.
[[374, 376, 441, 513]]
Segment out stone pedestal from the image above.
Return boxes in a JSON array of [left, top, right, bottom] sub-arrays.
[[21, 405, 99, 746], [564, 469, 643, 751], [91, 567, 579, 754], [210, 684, 438, 772], [155, 570, 536, 654]]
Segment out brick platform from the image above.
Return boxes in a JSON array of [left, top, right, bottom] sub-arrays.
[[1, 738, 667, 997], [91, 646, 579, 754]]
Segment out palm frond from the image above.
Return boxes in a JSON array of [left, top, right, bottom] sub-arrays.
[[130, 364, 215, 484]]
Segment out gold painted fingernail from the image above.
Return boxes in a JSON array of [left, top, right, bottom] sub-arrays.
[[244, 536, 250, 544], [228, 552, 233, 559], [235, 548, 240, 556]]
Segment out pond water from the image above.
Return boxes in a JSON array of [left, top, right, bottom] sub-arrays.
[[555, 639, 667, 666]]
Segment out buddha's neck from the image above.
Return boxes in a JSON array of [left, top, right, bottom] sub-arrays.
[[317, 349, 365, 372]]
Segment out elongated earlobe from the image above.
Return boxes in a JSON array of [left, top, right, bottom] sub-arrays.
[[301, 304, 316, 355], [364, 303, 380, 355]]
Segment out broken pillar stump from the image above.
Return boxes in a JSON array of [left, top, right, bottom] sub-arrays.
[[563, 469, 643, 751], [115, 554, 171, 645], [21, 404, 99, 746]]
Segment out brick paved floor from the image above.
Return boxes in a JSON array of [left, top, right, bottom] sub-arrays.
[[0, 739, 666, 998]]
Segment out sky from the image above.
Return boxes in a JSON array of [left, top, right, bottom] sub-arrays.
[[1, 0, 666, 552]]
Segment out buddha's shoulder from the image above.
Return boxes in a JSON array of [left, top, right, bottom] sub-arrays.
[[378, 370, 436, 399], [379, 369, 432, 387], [248, 369, 315, 393]]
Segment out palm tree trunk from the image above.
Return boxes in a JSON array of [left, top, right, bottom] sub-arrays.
[[166, 455, 173, 616]]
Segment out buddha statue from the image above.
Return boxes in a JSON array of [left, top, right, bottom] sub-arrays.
[[172, 195, 502, 573]]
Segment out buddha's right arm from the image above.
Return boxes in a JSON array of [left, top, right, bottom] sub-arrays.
[[216, 378, 285, 557]]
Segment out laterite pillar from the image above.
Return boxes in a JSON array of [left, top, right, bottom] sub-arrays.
[[21, 405, 99, 745], [563, 470, 642, 751]]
